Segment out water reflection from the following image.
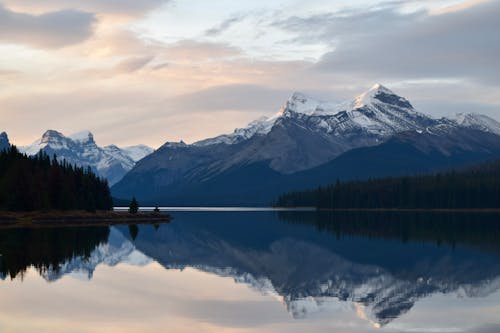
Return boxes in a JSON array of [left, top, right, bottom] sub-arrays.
[[0, 226, 109, 280], [1, 211, 500, 328]]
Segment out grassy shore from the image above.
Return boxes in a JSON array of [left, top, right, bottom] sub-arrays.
[[0, 210, 171, 228]]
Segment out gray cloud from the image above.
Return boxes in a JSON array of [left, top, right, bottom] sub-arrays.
[[205, 15, 245, 36], [167, 84, 291, 113], [467, 324, 500, 333], [113, 56, 154, 73], [2, 0, 170, 16], [274, 0, 500, 85], [0, 3, 96, 48], [414, 100, 500, 119]]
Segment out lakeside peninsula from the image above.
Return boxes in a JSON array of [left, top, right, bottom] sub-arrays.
[[0, 146, 170, 227]]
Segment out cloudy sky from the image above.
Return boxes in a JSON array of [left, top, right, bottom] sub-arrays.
[[1, 0, 499, 147]]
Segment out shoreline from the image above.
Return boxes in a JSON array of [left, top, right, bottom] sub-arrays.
[[0, 210, 171, 228]]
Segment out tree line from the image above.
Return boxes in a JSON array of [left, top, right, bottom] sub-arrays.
[[276, 160, 500, 209], [0, 146, 113, 211]]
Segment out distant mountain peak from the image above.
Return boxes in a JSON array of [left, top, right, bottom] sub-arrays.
[[453, 113, 500, 136], [193, 85, 423, 148], [282, 91, 325, 116], [370, 83, 392, 93], [20, 130, 153, 185], [353, 83, 411, 109], [70, 130, 95, 144], [289, 91, 313, 102], [41, 129, 64, 139], [39, 130, 68, 147]]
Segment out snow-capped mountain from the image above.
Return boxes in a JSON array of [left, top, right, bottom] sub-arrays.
[[20, 130, 153, 185], [453, 113, 500, 135], [0, 132, 10, 151], [195, 84, 432, 148], [121, 145, 154, 162], [112, 84, 500, 205]]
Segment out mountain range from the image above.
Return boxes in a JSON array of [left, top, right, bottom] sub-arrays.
[[16, 130, 154, 185], [111, 84, 500, 205]]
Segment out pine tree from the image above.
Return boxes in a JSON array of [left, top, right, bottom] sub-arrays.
[[0, 147, 113, 212], [129, 197, 139, 214]]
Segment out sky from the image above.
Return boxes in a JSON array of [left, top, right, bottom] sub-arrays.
[[0, 0, 499, 148]]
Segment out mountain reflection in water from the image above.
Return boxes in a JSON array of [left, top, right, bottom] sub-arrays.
[[1, 211, 500, 327]]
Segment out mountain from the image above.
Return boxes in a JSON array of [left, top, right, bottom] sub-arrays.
[[0, 132, 10, 151], [120, 145, 154, 162], [20, 130, 153, 185], [192, 84, 435, 174], [112, 84, 500, 205], [284, 125, 500, 192]]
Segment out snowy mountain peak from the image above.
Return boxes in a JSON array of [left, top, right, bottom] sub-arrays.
[[36, 130, 71, 152], [41, 130, 65, 142], [20, 130, 153, 185], [121, 145, 155, 162], [193, 85, 425, 148], [353, 83, 411, 110], [70, 130, 95, 144], [370, 83, 393, 94], [282, 91, 325, 116], [453, 113, 500, 136]]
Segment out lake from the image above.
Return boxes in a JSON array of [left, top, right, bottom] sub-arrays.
[[1, 210, 500, 333]]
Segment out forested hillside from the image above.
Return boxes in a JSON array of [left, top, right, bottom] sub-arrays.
[[0, 146, 113, 211], [276, 160, 500, 209]]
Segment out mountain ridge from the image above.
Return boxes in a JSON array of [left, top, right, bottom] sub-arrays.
[[112, 84, 500, 205], [20, 130, 154, 185]]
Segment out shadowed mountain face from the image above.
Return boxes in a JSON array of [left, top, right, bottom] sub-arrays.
[[111, 86, 500, 205], [2, 211, 500, 326], [113, 127, 500, 206]]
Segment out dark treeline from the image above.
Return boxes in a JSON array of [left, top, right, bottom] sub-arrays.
[[276, 160, 500, 209], [0, 146, 113, 211], [0, 226, 110, 280]]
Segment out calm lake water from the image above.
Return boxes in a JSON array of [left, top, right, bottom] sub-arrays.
[[1, 210, 500, 333]]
